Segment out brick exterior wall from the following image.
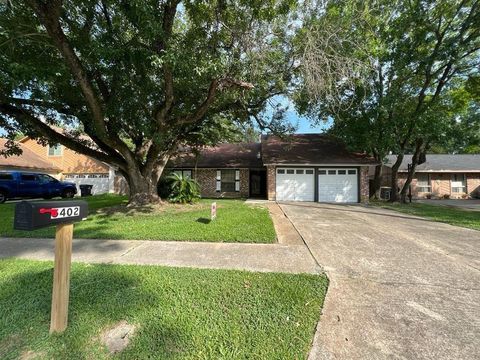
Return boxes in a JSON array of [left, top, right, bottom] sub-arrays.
[[266, 165, 276, 200], [394, 172, 480, 199], [193, 168, 249, 198], [360, 166, 370, 203], [467, 174, 480, 198]]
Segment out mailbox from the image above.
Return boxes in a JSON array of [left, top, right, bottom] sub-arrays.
[[14, 200, 88, 230]]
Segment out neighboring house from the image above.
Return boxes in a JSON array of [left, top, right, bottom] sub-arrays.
[[0, 138, 61, 175], [169, 134, 376, 203], [379, 154, 480, 199], [18, 135, 117, 195]]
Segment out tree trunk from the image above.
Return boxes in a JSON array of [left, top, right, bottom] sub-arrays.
[[399, 138, 424, 203], [372, 164, 383, 200], [389, 153, 404, 202], [125, 163, 168, 206]]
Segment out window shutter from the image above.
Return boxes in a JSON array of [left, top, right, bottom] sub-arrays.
[[216, 170, 221, 191], [235, 170, 240, 192]]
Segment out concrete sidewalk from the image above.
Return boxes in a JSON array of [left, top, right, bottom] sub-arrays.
[[0, 237, 321, 274]]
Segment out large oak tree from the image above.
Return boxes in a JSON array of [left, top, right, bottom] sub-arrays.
[[297, 0, 480, 202], [0, 0, 297, 204]]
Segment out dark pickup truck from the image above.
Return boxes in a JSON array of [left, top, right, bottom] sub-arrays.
[[0, 171, 77, 203]]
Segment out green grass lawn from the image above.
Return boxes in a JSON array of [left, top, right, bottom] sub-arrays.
[[372, 201, 480, 231], [0, 195, 276, 243], [0, 259, 327, 359]]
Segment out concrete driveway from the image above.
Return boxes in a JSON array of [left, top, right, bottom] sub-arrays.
[[280, 202, 480, 360]]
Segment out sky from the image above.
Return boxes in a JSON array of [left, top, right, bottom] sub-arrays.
[[284, 109, 331, 134]]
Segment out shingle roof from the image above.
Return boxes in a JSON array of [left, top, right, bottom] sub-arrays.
[[170, 143, 264, 168], [261, 134, 377, 165], [385, 154, 480, 172], [0, 138, 61, 171]]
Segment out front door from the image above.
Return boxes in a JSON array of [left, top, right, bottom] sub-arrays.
[[249, 170, 267, 198]]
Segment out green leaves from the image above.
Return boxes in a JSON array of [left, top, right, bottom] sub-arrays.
[[296, 0, 480, 159], [166, 173, 201, 204]]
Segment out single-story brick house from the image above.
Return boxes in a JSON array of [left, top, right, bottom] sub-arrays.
[[380, 154, 480, 199], [169, 134, 376, 203]]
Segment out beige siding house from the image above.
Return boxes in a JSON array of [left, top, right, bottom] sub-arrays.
[[19, 136, 118, 195]]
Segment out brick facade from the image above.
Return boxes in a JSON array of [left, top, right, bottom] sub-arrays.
[[395, 172, 480, 199], [266, 165, 276, 200], [467, 174, 480, 198], [193, 168, 249, 198], [360, 166, 370, 203]]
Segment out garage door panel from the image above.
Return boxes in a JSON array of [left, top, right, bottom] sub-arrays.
[[318, 168, 358, 203], [65, 174, 111, 195], [276, 179, 295, 201], [276, 168, 314, 202]]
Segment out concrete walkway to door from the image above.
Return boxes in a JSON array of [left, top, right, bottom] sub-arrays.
[[279, 202, 480, 360]]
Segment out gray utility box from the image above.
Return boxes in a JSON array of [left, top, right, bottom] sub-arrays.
[[14, 200, 88, 231]]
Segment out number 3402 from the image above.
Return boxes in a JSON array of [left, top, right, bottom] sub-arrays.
[[52, 207, 80, 219]]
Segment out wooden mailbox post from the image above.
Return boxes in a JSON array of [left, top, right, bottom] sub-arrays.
[[14, 200, 88, 334]]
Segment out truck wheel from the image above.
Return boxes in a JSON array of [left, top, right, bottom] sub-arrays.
[[0, 191, 6, 204], [62, 189, 75, 199]]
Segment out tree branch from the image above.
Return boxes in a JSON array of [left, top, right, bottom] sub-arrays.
[[26, 0, 137, 165], [0, 102, 127, 169]]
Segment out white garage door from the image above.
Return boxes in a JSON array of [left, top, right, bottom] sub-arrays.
[[65, 173, 111, 195], [276, 168, 315, 201], [318, 168, 358, 203]]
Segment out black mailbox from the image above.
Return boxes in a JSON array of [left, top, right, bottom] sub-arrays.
[[14, 200, 88, 230]]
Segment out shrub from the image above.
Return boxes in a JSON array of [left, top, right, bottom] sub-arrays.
[[167, 173, 201, 204], [443, 194, 450, 199], [425, 193, 432, 199]]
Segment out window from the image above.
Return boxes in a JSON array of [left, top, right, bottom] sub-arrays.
[[277, 169, 285, 174], [48, 144, 62, 156], [328, 170, 336, 175], [417, 173, 431, 193], [286, 169, 294, 174], [20, 174, 36, 181], [217, 169, 240, 192], [306, 169, 314, 174], [338, 170, 346, 175], [319, 170, 327, 175], [173, 169, 192, 179], [451, 174, 466, 193], [296, 169, 304, 174], [348, 169, 357, 175], [38, 174, 57, 183], [0, 173, 13, 180]]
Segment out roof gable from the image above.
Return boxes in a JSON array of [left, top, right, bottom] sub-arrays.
[[0, 138, 61, 171], [261, 134, 376, 165]]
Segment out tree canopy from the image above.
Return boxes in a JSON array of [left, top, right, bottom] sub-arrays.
[[0, 0, 299, 204], [297, 0, 480, 201]]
